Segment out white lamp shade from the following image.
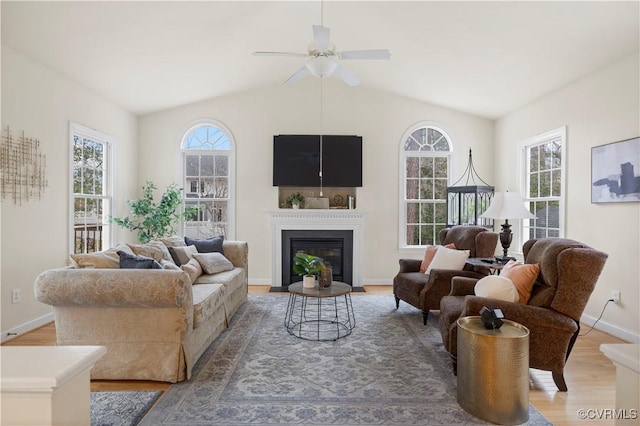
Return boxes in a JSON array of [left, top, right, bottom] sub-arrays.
[[306, 57, 338, 78], [480, 192, 535, 220]]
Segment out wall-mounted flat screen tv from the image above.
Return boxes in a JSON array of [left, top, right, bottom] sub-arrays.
[[273, 135, 363, 187]]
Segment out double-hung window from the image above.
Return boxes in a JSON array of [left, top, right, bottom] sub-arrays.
[[181, 121, 235, 239], [520, 127, 566, 239], [400, 124, 452, 247], [70, 122, 113, 254]]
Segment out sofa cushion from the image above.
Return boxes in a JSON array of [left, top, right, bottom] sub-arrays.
[[194, 267, 245, 293], [426, 246, 470, 273], [193, 252, 234, 275], [474, 275, 519, 302], [185, 236, 224, 253], [117, 251, 162, 269], [69, 244, 133, 269], [168, 245, 198, 266], [191, 284, 225, 329], [181, 258, 203, 284]]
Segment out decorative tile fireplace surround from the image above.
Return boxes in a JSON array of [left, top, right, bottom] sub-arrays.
[[269, 210, 366, 287]]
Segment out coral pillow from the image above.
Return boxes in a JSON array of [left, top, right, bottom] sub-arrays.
[[420, 243, 456, 273], [474, 275, 519, 302], [426, 246, 470, 273], [500, 260, 540, 304]]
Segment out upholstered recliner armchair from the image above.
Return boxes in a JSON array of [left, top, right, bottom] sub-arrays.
[[393, 226, 498, 325], [438, 237, 608, 391]]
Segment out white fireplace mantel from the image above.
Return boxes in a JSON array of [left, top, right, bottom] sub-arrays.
[[269, 209, 367, 287]]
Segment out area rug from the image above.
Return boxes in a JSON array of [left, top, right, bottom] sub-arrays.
[[91, 390, 162, 426], [139, 295, 552, 425]]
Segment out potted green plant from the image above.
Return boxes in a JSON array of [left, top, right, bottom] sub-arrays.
[[110, 181, 199, 243], [293, 252, 324, 288], [285, 192, 305, 209]]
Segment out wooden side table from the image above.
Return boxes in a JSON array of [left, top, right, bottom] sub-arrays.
[[456, 316, 530, 425], [1, 345, 106, 426], [465, 257, 506, 275]]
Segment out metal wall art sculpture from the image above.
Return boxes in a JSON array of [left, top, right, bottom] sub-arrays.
[[0, 126, 48, 205]]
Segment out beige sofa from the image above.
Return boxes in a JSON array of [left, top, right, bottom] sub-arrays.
[[34, 240, 248, 383]]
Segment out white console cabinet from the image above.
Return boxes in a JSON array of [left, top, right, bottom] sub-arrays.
[[1, 345, 106, 425]]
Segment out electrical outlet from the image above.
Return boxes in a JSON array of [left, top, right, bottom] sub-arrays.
[[611, 290, 621, 304], [11, 289, 21, 304]]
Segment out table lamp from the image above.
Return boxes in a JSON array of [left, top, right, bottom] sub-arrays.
[[480, 192, 535, 262]]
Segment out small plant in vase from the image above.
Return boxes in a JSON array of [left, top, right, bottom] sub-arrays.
[[285, 192, 305, 209], [293, 252, 324, 288]]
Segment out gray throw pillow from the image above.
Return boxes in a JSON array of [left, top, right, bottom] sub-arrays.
[[168, 245, 198, 266], [117, 251, 162, 269], [193, 252, 234, 275], [184, 236, 224, 253]]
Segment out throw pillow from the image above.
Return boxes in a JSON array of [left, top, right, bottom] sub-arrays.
[[127, 241, 172, 263], [160, 235, 187, 248], [117, 251, 162, 269], [184, 235, 224, 253], [168, 245, 198, 266], [69, 244, 133, 269], [161, 259, 181, 270], [500, 260, 540, 304], [474, 275, 519, 302], [181, 258, 203, 284], [420, 243, 457, 273], [193, 252, 234, 275], [426, 246, 470, 273]]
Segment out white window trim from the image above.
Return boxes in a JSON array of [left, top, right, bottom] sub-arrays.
[[398, 121, 454, 249], [68, 121, 115, 254], [179, 119, 236, 240], [517, 126, 567, 248]]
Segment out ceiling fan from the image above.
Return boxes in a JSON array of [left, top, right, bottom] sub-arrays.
[[253, 24, 391, 86]]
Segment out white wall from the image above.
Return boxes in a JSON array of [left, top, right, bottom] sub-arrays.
[[138, 78, 494, 285], [495, 53, 640, 341], [1, 46, 139, 338]]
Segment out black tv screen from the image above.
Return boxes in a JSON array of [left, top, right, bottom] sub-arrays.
[[273, 135, 362, 187]]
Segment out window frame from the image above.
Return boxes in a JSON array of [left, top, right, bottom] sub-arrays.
[[518, 126, 567, 246], [68, 122, 114, 254], [398, 122, 453, 248], [180, 119, 236, 240]]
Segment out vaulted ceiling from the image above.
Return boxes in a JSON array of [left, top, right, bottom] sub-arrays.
[[2, 1, 638, 119]]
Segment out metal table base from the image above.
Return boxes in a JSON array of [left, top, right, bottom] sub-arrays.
[[284, 282, 356, 341]]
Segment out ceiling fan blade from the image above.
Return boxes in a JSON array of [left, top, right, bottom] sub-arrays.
[[253, 51, 309, 58], [312, 25, 331, 51], [338, 49, 391, 60], [333, 64, 360, 87], [284, 66, 311, 85]]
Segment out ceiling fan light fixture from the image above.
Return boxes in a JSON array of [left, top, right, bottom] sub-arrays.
[[306, 56, 338, 78]]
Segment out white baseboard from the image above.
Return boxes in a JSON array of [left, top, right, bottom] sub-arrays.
[[249, 278, 271, 285], [1, 312, 54, 344], [581, 313, 639, 343]]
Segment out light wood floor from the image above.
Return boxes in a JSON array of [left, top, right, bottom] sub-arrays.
[[4, 285, 626, 426]]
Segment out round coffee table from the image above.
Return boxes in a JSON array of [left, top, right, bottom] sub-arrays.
[[284, 281, 356, 341]]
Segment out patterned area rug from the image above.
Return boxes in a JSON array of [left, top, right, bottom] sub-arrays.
[[140, 294, 552, 425], [91, 390, 161, 426]]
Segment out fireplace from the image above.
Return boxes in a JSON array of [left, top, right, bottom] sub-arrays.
[[268, 209, 365, 287], [282, 230, 353, 286]]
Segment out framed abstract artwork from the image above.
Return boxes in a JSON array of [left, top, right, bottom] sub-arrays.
[[591, 136, 640, 203]]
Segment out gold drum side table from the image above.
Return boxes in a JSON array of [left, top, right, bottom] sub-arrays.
[[456, 316, 530, 425]]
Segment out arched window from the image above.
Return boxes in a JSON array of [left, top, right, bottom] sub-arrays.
[[181, 121, 235, 239], [399, 124, 453, 247]]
